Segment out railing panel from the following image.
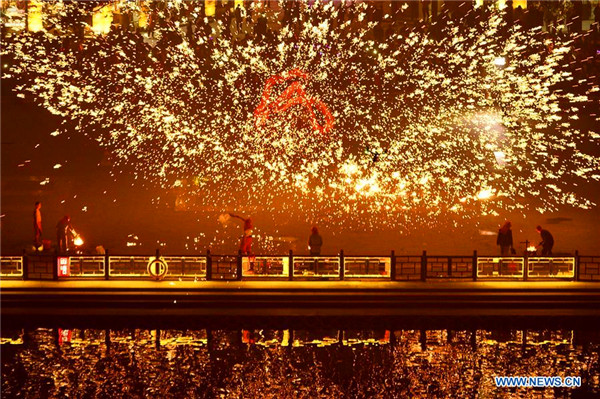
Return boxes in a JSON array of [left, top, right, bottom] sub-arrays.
[[108, 256, 152, 277], [162, 256, 207, 278], [578, 256, 600, 281], [395, 256, 422, 280], [426, 256, 449, 278], [477, 257, 524, 279], [425, 256, 473, 279], [242, 256, 288, 278], [26, 255, 54, 280], [211, 255, 238, 280], [344, 257, 390, 278], [66, 256, 105, 277], [528, 257, 575, 279], [450, 257, 473, 278], [108, 256, 207, 279], [0, 256, 24, 278], [293, 256, 340, 278]]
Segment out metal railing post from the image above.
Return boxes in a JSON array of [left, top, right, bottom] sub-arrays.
[[288, 250, 293, 281], [447, 256, 452, 277], [104, 249, 110, 280], [155, 248, 161, 277], [523, 251, 528, 281], [472, 250, 478, 281], [206, 249, 212, 281], [339, 249, 345, 281], [390, 250, 396, 281], [22, 249, 28, 281], [421, 250, 427, 282], [52, 250, 58, 281], [574, 250, 579, 281], [237, 250, 243, 281]]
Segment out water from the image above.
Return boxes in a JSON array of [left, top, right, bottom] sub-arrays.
[[2, 323, 599, 398]]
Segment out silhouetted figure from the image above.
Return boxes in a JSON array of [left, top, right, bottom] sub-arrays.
[[33, 201, 42, 249], [56, 216, 75, 253], [536, 225, 554, 256], [497, 221, 513, 256], [308, 226, 323, 256], [422, 0, 431, 22], [230, 213, 253, 255], [234, 4, 243, 29], [255, 14, 268, 41]]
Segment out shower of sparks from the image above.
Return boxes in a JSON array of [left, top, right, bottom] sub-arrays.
[[2, 1, 599, 231]]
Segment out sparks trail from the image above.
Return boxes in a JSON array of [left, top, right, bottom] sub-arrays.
[[2, 2, 599, 230]]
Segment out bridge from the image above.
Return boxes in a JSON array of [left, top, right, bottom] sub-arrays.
[[1, 250, 599, 324]]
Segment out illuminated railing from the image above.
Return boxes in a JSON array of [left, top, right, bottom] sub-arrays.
[[66, 256, 105, 277], [477, 257, 525, 279], [528, 257, 574, 279], [108, 256, 207, 279], [162, 256, 207, 279], [107, 256, 152, 277], [293, 256, 340, 278], [0, 256, 23, 278], [242, 256, 289, 278], [0, 252, 598, 282]]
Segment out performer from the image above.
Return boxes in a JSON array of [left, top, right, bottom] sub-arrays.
[[229, 213, 253, 255], [33, 201, 42, 249], [536, 225, 554, 256]]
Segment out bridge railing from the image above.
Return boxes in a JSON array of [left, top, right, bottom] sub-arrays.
[[578, 255, 600, 281], [0, 256, 23, 278], [1, 250, 599, 282], [476, 257, 525, 279]]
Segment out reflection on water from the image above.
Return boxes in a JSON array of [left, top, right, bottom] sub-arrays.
[[1, 327, 599, 397]]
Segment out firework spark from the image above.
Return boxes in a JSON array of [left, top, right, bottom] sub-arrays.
[[2, 1, 599, 232]]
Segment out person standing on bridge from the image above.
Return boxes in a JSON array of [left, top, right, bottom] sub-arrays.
[[536, 225, 554, 256], [496, 221, 514, 256], [33, 201, 42, 250], [308, 226, 323, 256], [56, 215, 75, 253], [229, 213, 253, 255]]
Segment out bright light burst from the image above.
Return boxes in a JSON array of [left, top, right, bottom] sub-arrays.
[[3, 1, 599, 231]]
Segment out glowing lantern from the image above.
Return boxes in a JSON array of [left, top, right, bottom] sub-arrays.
[[74, 236, 84, 246], [527, 245, 537, 252], [27, 0, 44, 32], [92, 4, 113, 34]]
